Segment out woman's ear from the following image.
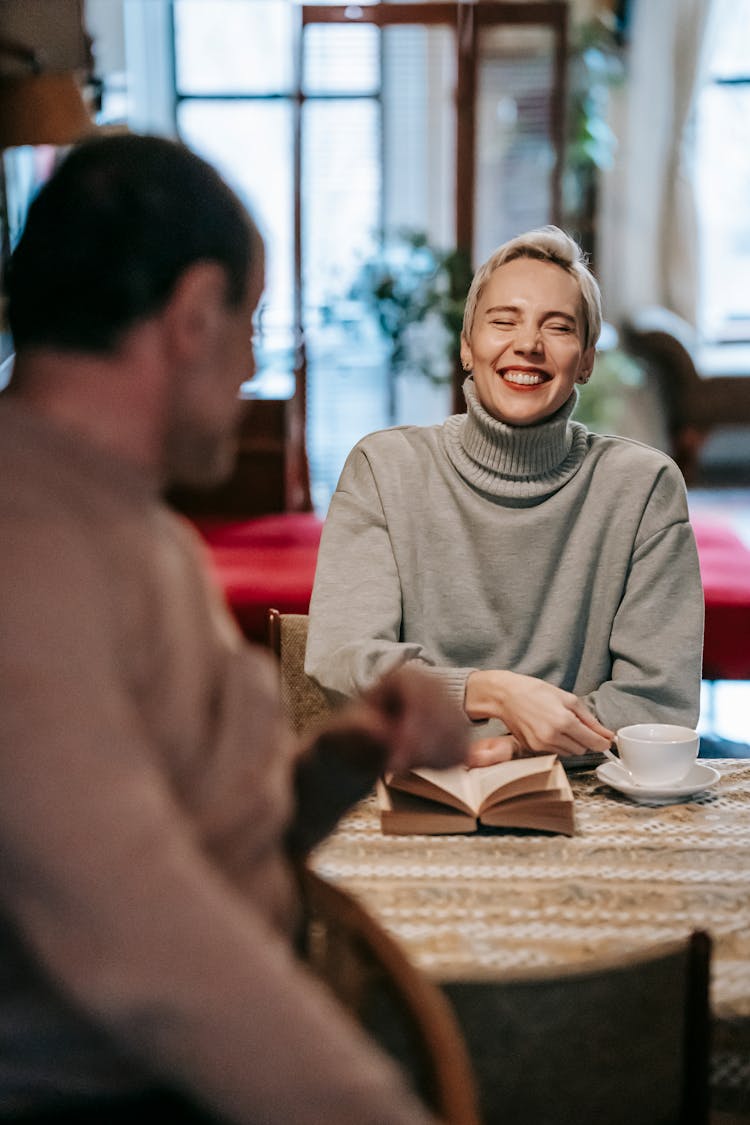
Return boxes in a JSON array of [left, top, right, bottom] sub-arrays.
[[460, 335, 473, 373], [576, 346, 596, 385]]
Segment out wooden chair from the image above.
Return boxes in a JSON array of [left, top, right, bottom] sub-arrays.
[[267, 608, 331, 734], [442, 930, 712, 1125], [298, 866, 481, 1125], [269, 609, 480, 1120], [621, 306, 750, 485]]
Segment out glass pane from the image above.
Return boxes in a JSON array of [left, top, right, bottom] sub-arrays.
[[380, 25, 455, 433], [302, 99, 381, 309], [474, 25, 557, 264], [707, 0, 750, 78], [174, 0, 294, 94], [303, 23, 379, 95], [382, 24, 455, 246], [178, 100, 295, 397], [696, 83, 750, 338], [302, 83, 453, 512], [302, 97, 384, 509]]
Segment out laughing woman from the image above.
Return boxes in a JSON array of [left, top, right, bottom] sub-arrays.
[[305, 226, 704, 765]]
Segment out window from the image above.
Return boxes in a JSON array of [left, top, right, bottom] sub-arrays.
[[170, 1, 566, 510], [175, 0, 298, 400], [0, 145, 59, 383], [695, 0, 750, 342]]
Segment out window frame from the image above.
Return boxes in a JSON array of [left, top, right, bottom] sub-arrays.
[[170, 0, 568, 505]]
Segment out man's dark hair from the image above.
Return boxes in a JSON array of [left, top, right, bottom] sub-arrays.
[[6, 133, 258, 353]]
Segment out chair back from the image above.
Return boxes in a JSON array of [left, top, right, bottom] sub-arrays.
[[298, 866, 481, 1125], [443, 930, 711, 1125], [621, 306, 750, 484], [267, 609, 331, 734]]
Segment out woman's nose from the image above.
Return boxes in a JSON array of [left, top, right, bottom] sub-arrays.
[[513, 326, 542, 353]]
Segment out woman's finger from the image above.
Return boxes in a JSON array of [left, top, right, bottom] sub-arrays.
[[466, 736, 519, 767]]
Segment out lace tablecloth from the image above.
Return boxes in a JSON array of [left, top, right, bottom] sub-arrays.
[[313, 759, 750, 1109]]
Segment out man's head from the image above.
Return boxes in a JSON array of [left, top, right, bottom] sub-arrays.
[[461, 226, 602, 352], [6, 133, 260, 354], [6, 134, 264, 487]]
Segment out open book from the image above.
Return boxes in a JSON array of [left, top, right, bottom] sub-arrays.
[[377, 754, 574, 836]]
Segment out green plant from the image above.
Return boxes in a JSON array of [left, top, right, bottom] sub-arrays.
[[575, 347, 644, 434], [564, 15, 625, 250], [348, 229, 473, 386]]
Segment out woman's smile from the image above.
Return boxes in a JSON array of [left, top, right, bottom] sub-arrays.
[[499, 366, 549, 387]]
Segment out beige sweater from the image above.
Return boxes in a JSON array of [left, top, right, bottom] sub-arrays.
[[0, 397, 434, 1124]]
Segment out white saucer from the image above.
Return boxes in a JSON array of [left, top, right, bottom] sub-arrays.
[[595, 761, 720, 805]]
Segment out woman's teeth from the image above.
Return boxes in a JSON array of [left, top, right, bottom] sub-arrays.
[[502, 370, 545, 386]]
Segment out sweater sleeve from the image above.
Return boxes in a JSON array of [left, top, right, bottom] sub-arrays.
[[0, 516, 437, 1125], [581, 462, 704, 730], [306, 445, 475, 708]]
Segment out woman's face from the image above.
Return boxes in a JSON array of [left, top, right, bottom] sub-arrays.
[[461, 257, 595, 426]]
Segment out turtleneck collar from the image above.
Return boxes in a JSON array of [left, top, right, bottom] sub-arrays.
[[441, 376, 590, 503]]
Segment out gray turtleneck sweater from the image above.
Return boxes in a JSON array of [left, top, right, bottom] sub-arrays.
[[306, 380, 704, 733]]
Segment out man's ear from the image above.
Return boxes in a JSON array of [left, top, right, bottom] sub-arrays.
[[576, 346, 596, 385], [162, 262, 228, 366]]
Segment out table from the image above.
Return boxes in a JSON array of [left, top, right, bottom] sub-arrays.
[[312, 759, 750, 1113]]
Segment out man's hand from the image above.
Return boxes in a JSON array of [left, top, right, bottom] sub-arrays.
[[358, 666, 470, 774], [465, 670, 614, 757], [289, 667, 469, 858]]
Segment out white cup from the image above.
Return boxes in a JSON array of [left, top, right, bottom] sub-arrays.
[[602, 724, 699, 788]]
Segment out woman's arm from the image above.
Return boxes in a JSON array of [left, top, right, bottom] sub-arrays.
[[306, 446, 474, 707], [464, 463, 703, 758], [464, 669, 615, 759], [580, 515, 704, 730]]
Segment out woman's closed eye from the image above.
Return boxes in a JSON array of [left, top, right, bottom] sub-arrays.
[[546, 322, 574, 332]]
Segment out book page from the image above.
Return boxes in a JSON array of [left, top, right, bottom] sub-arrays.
[[479, 801, 574, 835], [472, 754, 557, 812], [377, 781, 478, 834], [379, 762, 575, 836], [480, 762, 574, 834], [398, 755, 558, 815], [386, 766, 477, 814]]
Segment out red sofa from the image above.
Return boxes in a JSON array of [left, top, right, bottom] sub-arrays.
[[192, 512, 324, 645], [193, 512, 750, 682], [692, 518, 750, 681]]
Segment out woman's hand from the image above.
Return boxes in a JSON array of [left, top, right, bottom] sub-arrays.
[[465, 735, 521, 767], [464, 669, 614, 757]]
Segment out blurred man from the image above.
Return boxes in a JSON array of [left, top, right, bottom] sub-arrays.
[[0, 134, 468, 1124]]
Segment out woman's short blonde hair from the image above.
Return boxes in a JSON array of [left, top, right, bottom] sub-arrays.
[[461, 225, 602, 351]]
